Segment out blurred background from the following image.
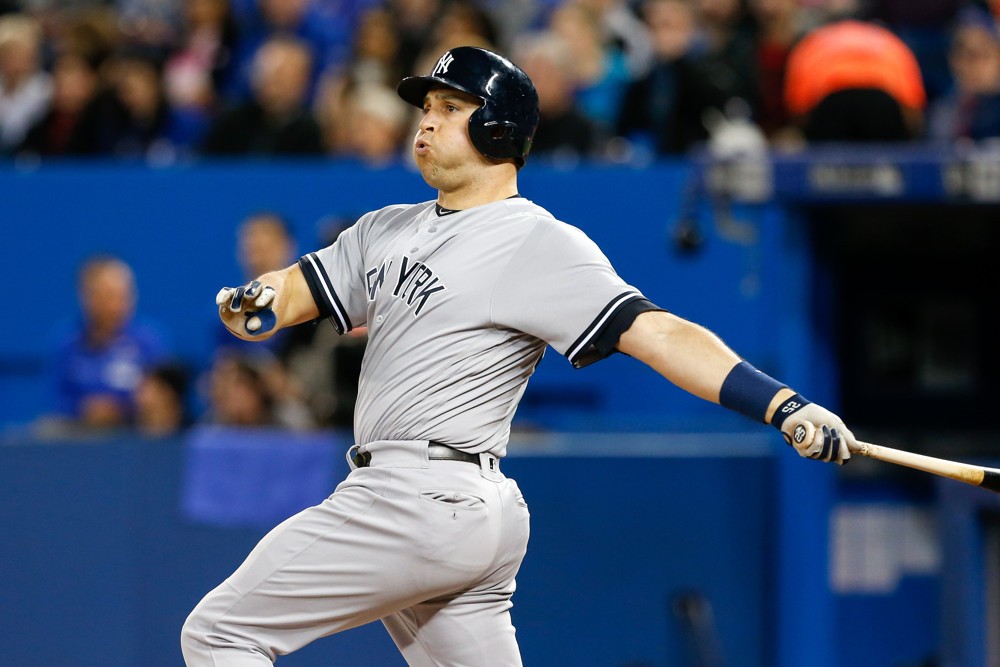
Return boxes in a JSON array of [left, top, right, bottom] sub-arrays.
[[2, 0, 1000, 664]]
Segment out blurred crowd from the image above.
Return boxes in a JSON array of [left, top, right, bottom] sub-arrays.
[[38, 214, 367, 438], [3, 0, 1000, 166]]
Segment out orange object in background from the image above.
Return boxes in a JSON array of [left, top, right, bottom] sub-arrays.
[[784, 20, 927, 117]]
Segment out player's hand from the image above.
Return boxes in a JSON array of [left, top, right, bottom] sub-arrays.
[[215, 280, 277, 337], [779, 403, 854, 465]]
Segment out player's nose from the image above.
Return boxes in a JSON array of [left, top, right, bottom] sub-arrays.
[[418, 111, 438, 132]]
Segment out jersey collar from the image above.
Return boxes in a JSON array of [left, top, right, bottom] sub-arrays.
[[434, 194, 523, 217]]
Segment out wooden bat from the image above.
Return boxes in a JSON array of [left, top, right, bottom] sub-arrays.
[[853, 440, 1000, 493], [790, 422, 1000, 493]]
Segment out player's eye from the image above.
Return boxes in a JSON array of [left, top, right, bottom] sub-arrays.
[[446, 104, 459, 113]]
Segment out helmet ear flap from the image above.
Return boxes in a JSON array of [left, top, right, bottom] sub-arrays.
[[471, 112, 521, 160]]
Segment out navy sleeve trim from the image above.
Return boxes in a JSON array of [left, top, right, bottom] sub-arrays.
[[566, 293, 664, 369], [298, 253, 352, 334]]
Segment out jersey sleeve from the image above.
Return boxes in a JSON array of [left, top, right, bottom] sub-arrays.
[[492, 219, 663, 368], [297, 214, 372, 333]]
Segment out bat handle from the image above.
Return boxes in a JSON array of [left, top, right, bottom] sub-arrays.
[[783, 420, 815, 448]]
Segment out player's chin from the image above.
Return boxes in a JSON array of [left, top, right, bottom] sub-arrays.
[[415, 159, 441, 185]]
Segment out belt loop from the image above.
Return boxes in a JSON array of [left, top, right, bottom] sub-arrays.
[[346, 444, 362, 471]]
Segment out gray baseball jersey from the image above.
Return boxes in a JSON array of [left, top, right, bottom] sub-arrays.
[[298, 196, 657, 457]]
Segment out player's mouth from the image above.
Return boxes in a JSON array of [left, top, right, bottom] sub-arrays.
[[414, 137, 431, 156]]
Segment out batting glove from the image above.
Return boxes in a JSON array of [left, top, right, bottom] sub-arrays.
[[216, 280, 277, 336], [773, 398, 854, 465]]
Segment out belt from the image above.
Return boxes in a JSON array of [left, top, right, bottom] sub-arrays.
[[351, 442, 480, 468]]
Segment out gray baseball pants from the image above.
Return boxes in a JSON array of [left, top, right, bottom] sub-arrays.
[[181, 439, 531, 666]]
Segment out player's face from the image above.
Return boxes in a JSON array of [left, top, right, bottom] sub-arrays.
[[413, 88, 490, 189]]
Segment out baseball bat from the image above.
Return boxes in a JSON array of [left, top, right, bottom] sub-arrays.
[[791, 422, 1000, 493], [853, 440, 1000, 493]]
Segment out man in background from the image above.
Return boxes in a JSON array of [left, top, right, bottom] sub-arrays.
[[200, 35, 325, 155], [46, 254, 169, 430]]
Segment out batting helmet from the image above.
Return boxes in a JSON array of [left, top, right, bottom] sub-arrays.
[[397, 46, 540, 166]]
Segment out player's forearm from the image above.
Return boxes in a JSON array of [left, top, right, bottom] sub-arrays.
[[618, 311, 799, 420], [616, 310, 742, 403], [256, 265, 318, 329]]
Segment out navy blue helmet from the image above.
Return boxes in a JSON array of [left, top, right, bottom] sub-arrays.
[[398, 46, 540, 167]]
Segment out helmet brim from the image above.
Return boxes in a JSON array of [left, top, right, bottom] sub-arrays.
[[397, 76, 482, 109]]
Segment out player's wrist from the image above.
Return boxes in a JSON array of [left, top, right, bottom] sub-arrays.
[[719, 361, 795, 424], [768, 392, 811, 430]]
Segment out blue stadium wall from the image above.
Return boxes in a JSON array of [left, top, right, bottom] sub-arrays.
[[3, 155, 993, 666]]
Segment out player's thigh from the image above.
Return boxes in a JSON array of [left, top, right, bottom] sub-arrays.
[[380, 489, 529, 667], [187, 470, 433, 652]]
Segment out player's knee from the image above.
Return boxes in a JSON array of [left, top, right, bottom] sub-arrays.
[[181, 597, 274, 664], [180, 606, 211, 659]]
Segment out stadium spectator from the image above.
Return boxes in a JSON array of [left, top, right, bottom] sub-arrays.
[[206, 210, 352, 428], [69, 46, 207, 160], [548, 2, 631, 136], [204, 351, 314, 429], [517, 31, 599, 160], [748, 0, 808, 142], [615, 0, 696, 155], [409, 6, 497, 77], [214, 211, 300, 356], [347, 6, 404, 88], [162, 0, 240, 119], [386, 0, 444, 77], [337, 82, 409, 165], [134, 362, 192, 436], [45, 255, 169, 431], [928, 6, 1000, 143], [569, 0, 656, 80], [223, 0, 361, 104], [784, 19, 926, 142], [18, 50, 100, 156], [312, 6, 404, 154], [670, 0, 759, 152], [239, 210, 297, 278], [200, 35, 325, 156], [44, 7, 122, 79], [0, 14, 52, 154]]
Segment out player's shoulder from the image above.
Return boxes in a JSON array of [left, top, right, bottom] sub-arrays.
[[502, 198, 592, 241], [363, 201, 434, 226], [347, 201, 434, 241], [495, 197, 568, 231]]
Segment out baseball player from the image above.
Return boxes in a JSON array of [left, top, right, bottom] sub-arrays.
[[182, 46, 855, 666]]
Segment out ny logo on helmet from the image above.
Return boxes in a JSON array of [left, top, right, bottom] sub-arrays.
[[432, 52, 455, 77]]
